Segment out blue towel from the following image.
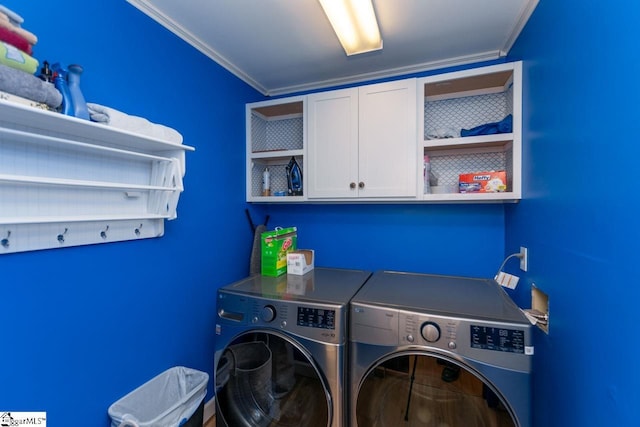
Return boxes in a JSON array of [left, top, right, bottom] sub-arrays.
[[461, 114, 513, 137]]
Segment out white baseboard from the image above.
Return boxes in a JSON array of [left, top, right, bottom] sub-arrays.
[[204, 396, 216, 423]]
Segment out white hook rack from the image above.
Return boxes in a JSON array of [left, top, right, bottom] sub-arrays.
[[1, 230, 10, 248]]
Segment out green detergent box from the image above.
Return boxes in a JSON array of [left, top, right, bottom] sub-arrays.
[[261, 227, 297, 277]]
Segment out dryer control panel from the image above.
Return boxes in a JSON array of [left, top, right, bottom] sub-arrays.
[[470, 324, 526, 354], [396, 311, 533, 372]]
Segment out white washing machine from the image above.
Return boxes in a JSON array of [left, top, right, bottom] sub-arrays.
[[214, 267, 371, 427], [350, 271, 533, 427]]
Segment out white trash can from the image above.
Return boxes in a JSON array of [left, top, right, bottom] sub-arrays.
[[108, 366, 209, 427]]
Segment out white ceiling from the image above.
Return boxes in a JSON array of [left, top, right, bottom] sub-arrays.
[[127, 0, 538, 96]]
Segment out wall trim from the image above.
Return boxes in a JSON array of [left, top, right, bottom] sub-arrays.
[[204, 396, 215, 423]]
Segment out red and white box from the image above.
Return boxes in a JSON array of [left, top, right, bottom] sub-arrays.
[[459, 170, 507, 193]]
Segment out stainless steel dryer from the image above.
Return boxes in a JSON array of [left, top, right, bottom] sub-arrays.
[[350, 271, 533, 427], [214, 267, 371, 427]]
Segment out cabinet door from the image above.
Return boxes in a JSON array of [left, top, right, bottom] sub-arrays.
[[307, 88, 358, 198], [358, 79, 417, 198]]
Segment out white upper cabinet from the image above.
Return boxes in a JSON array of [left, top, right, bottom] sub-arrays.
[[307, 79, 417, 199], [246, 62, 523, 204]]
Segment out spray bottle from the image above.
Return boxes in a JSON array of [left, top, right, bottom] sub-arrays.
[[53, 66, 73, 117]]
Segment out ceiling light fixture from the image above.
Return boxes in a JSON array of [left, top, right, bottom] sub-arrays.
[[319, 0, 383, 56]]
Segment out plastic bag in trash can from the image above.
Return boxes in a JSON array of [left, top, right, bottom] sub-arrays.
[[108, 366, 209, 427]]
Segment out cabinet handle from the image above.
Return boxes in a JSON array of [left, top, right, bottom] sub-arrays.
[[359, 182, 365, 189], [350, 182, 356, 189]]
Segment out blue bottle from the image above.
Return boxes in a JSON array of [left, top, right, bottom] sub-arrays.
[[52, 63, 90, 120], [66, 64, 90, 120], [52, 65, 74, 116]]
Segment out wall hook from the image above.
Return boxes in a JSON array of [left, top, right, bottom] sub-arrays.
[[57, 228, 68, 243], [100, 225, 109, 240], [134, 223, 143, 236], [1, 230, 10, 248]]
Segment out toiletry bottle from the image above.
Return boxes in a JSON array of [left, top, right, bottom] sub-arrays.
[[38, 61, 53, 82], [66, 64, 90, 120], [262, 167, 271, 196]]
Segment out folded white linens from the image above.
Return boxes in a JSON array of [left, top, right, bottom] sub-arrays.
[[86, 102, 183, 144]]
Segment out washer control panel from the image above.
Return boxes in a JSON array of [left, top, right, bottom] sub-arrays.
[[217, 291, 344, 344], [297, 306, 336, 330]]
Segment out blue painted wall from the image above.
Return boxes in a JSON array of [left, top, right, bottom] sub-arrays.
[[506, 1, 640, 426], [249, 203, 504, 278], [0, 1, 262, 424], [5, 0, 628, 426], [0, 2, 507, 423]]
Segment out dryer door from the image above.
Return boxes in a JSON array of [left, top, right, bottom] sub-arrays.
[[216, 331, 330, 427], [355, 352, 518, 427]]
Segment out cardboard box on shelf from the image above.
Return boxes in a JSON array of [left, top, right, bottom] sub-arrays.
[[287, 249, 314, 275]]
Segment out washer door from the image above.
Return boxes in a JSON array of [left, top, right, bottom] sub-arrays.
[[356, 352, 517, 427], [216, 331, 330, 427]]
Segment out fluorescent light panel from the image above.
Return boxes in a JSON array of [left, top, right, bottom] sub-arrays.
[[319, 0, 383, 56]]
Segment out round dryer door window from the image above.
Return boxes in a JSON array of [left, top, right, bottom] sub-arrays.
[[356, 353, 516, 427], [216, 332, 330, 427]]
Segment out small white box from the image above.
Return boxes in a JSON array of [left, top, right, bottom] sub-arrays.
[[287, 249, 314, 275]]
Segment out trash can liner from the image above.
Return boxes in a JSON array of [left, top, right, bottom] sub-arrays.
[[108, 366, 209, 427]]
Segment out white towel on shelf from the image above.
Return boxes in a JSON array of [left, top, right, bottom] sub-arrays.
[[426, 126, 459, 140], [86, 102, 183, 144]]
